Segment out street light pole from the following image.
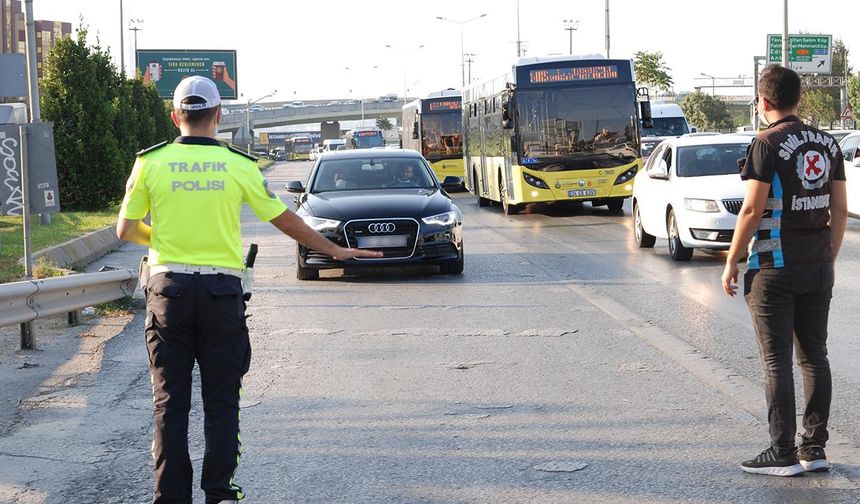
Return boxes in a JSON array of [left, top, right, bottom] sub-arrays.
[[244, 90, 277, 153], [516, 0, 522, 58], [563, 19, 579, 55], [605, 0, 610, 58], [386, 44, 424, 107], [700, 72, 715, 96], [345, 66, 378, 126], [437, 14, 487, 87]]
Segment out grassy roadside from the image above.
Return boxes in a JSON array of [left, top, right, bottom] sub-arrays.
[[0, 211, 118, 284]]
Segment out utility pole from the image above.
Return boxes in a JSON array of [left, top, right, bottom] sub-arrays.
[[465, 53, 476, 84], [516, 0, 522, 58], [119, 0, 125, 74], [437, 14, 487, 87], [563, 19, 579, 55], [128, 19, 142, 74], [781, 0, 788, 67], [605, 0, 610, 58]]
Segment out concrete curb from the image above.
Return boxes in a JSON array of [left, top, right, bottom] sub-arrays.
[[19, 225, 123, 270]]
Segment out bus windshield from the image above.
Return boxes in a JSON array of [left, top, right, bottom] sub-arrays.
[[292, 140, 312, 153], [353, 132, 384, 149], [641, 117, 690, 137], [422, 112, 462, 161], [516, 84, 639, 170]]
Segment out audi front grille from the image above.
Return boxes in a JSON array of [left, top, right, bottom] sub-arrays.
[[343, 218, 420, 259]]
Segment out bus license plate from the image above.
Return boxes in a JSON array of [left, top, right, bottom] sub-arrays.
[[568, 189, 597, 197], [357, 235, 408, 248]]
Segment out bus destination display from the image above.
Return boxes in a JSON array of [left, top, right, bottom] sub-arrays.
[[529, 65, 619, 84], [428, 100, 461, 112]]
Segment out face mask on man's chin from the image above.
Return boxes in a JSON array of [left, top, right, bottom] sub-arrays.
[[758, 111, 770, 127]]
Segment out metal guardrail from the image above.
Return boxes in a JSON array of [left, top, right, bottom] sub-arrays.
[[0, 269, 137, 328]]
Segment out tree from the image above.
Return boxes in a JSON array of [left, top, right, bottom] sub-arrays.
[[799, 88, 838, 128], [376, 117, 393, 131], [831, 39, 852, 77], [680, 91, 732, 131], [848, 76, 860, 121], [41, 27, 125, 211], [634, 51, 673, 92], [41, 26, 175, 211]]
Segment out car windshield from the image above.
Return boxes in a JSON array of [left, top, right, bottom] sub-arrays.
[[515, 84, 639, 170], [676, 143, 749, 177], [311, 157, 437, 192], [641, 117, 690, 137], [422, 112, 462, 161]]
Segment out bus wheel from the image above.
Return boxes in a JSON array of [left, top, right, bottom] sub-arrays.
[[606, 198, 624, 212], [499, 178, 521, 215]]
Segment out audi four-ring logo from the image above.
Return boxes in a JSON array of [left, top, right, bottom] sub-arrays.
[[368, 222, 396, 233]]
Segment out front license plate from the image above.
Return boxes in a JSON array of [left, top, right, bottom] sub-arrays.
[[356, 235, 409, 248], [568, 189, 598, 197]]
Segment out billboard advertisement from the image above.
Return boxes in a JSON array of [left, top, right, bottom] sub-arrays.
[[136, 49, 238, 99]]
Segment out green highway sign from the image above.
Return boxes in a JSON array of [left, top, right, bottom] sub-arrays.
[[767, 35, 832, 74], [136, 49, 238, 99]]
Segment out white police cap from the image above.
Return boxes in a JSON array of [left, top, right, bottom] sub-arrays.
[[173, 76, 222, 111]]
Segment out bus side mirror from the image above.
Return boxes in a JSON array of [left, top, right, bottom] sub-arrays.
[[640, 101, 653, 129], [412, 121, 419, 139], [502, 101, 513, 129]]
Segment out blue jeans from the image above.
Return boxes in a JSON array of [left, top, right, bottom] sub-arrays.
[[744, 263, 834, 457]]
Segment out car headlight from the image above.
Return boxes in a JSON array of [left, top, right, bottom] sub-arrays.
[[684, 198, 720, 213], [422, 211, 457, 226], [302, 216, 341, 232]]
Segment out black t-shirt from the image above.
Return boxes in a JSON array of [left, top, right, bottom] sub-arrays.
[[740, 116, 845, 269]]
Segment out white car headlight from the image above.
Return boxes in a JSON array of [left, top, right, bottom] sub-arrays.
[[684, 198, 720, 213], [302, 216, 341, 232], [422, 211, 457, 226]]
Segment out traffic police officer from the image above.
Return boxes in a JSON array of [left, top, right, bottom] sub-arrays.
[[117, 76, 380, 504], [722, 65, 848, 477]]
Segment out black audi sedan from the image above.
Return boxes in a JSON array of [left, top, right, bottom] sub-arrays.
[[286, 149, 464, 280]]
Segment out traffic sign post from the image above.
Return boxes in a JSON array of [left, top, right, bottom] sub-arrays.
[[843, 104, 854, 130], [767, 34, 832, 74]]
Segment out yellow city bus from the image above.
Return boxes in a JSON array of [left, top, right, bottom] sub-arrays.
[[463, 57, 649, 214], [285, 135, 313, 161], [401, 90, 464, 182]]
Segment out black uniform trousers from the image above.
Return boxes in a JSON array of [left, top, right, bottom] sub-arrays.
[[744, 263, 834, 457], [145, 272, 251, 504]]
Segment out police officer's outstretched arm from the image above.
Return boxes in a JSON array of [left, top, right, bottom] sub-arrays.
[[269, 210, 382, 260]]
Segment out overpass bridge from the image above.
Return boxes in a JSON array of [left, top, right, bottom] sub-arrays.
[[219, 101, 410, 145]]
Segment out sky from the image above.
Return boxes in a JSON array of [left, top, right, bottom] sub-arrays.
[[31, 0, 860, 104]]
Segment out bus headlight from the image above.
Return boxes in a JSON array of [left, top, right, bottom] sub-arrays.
[[613, 167, 638, 185], [302, 216, 341, 232], [684, 198, 720, 213], [523, 172, 550, 189], [422, 211, 457, 227]]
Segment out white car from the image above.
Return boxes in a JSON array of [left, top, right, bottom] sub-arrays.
[[632, 135, 752, 261], [839, 132, 860, 217]]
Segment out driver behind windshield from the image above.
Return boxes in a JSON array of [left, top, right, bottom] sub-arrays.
[[391, 162, 418, 186]]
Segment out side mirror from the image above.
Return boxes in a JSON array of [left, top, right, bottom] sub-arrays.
[[691, 126, 698, 133], [650, 160, 669, 180], [853, 157, 860, 168], [640, 101, 653, 129], [412, 121, 419, 139], [285, 180, 305, 193], [502, 101, 513, 129], [441, 176, 464, 191]]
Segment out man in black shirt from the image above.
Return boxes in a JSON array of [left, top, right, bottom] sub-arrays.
[[721, 65, 848, 476]]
